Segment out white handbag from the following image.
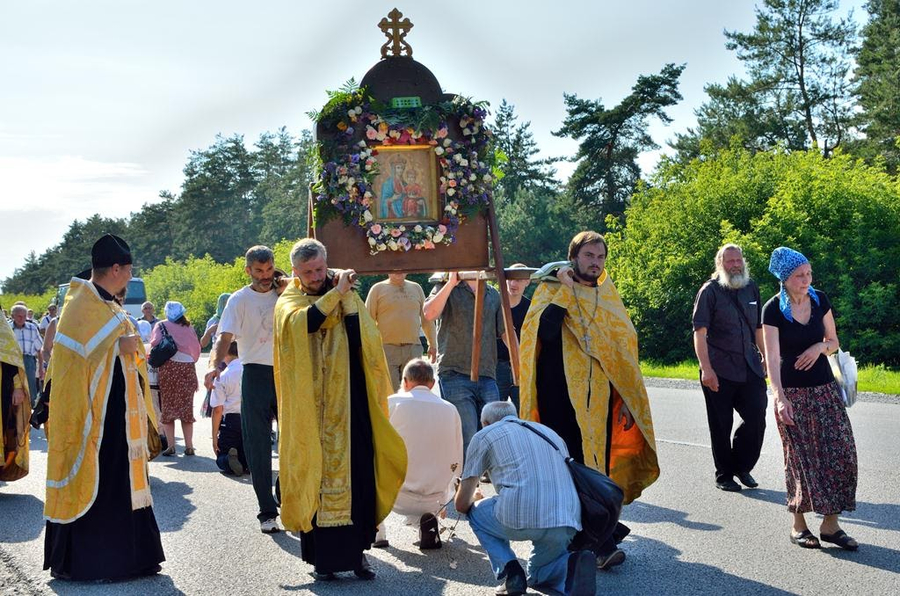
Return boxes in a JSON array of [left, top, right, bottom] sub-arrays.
[[828, 349, 858, 408]]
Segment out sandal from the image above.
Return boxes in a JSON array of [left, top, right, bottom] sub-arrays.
[[820, 530, 858, 551], [789, 529, 820, 549], [184, 447, 196, 456], [161, 446, 176, 457]]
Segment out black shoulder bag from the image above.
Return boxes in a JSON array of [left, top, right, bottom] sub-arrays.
[[148, 323, 178, 368], [508, 420, 624, 551]]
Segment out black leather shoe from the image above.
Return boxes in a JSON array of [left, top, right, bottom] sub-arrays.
[[496, 560, 526, 595], [737, 472, 758, 488], [716, 478, 742, 492], [419, 513, 442, 550], [312, 571, 337, 581], [354, 554, 376, 580]]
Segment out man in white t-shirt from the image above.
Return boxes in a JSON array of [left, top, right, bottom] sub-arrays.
[[376, 358, 463, 550], [204, 245, 282, 534], [211, 341, 246, 476]]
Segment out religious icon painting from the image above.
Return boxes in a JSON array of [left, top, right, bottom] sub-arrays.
[[371, 145, 440, 223]]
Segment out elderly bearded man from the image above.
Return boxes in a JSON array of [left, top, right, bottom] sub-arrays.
[[519, 231, 659, 570], [274, 238, 407, 581], [692, 244, 767, 492]]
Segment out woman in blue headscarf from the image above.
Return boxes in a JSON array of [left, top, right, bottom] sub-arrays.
[[761, 247, 858, 551]]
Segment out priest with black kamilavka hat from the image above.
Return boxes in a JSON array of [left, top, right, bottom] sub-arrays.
[[42, 234, 165, 581]]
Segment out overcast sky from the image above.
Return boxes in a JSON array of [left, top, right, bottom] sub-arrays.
[[0, 0, 864, 285]]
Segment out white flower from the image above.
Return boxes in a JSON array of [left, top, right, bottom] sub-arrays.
[[462, 128, 471, 136], [338, 175, 348, 184], [354, 106, 363, 115], [443, 138, 452, 147], [363, 210, 373, 222], [470, 174, 477, 181], [460, 159, 469, 167], [483, 174, 492, 182], [432, 232, 444, 243], [347, 177, 355, 185], [388, 240, 398, 250], [447, 188, 456, 196], [358, 140, 367, 148], [414, 224, 423, 233], [368, 236, 377, 246], [377, 243, 387, 251], [435, 147, 445, 156], [348, 110, 356, 118], [399, 225, 406, 232]]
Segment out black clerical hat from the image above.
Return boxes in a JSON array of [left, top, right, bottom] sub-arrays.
[[75, 268, 91, 280], [91, 234, 132, 268]]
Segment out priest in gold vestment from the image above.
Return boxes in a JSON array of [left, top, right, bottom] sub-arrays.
[[274, 238, 407, 581], [519, 231, 659, 570], [1, 306, 30, 483], [42, 235, 164, 581]]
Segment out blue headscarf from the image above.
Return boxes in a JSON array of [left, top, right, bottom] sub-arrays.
[[767, 247, 819, 322]]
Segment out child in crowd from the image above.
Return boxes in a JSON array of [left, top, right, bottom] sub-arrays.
[[211, 341, 247, 475]]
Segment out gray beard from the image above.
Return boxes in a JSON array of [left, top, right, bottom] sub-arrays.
[[716, 267, 751, 290]]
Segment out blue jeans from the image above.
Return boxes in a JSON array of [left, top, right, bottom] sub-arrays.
[[495, 360, 520, 413], [23, 355, 38, 407], [439, 371, 499, 456], [467, 496, 575, 594]]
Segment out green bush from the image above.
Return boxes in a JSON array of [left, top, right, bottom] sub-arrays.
[[607, 148, 900, 366], [0, 289, 58, 316]]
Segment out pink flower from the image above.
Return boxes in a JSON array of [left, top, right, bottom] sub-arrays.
[[436, 127, 448, 139], [366, 126, 378, 140], [424, 240, 435, 249], [437, 224, 447, 234], [390, 228, 402, 238], [370, 224, 382, 235]]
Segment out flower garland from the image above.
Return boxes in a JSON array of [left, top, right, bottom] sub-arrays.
[[313, 88, 493, 255]]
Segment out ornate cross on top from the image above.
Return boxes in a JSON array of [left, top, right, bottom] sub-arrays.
[[378, 8, 413, 58]]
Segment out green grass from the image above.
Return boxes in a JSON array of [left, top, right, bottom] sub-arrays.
[[640, 360, 900, 395]]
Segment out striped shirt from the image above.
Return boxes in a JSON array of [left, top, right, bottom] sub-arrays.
[[12, 320, 42, 357], [462, 416, 581, 531]]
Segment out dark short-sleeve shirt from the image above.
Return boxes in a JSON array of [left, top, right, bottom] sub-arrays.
[[497, 297, 530, 363], [429, 282, 505, 379], [692, 279, 764, 382], [762, 290, 834, 388]]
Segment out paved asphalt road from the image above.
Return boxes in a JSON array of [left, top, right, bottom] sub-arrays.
[[1, 372, 898, 595]]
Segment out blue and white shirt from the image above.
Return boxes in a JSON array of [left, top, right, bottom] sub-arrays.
[[462, 415, 581, 531]]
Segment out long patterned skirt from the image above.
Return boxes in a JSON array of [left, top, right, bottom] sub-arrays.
[[778, 381, 857, 515], [157, 360, 198, 424]]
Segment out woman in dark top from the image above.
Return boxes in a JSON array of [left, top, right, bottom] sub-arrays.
[[762, 247, 858, 551]]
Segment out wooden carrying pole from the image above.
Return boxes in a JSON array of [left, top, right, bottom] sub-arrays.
[[470, 278, 486, 382], [486, 201, 520, 386]]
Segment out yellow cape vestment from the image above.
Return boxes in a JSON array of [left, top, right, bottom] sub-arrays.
[[44, 278, 157, 523], [0, 317, 30, 481], [519, 272, 659, 504], [274, 279, 407, 533]]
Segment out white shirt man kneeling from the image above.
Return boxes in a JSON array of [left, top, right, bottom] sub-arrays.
[[375, 358, 463, 551]]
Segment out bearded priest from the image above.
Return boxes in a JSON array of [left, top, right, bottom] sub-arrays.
[[274, 238, 406, 581], [519, 231, 659, 571]]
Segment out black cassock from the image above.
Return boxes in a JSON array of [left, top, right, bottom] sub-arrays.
[[43, 284, 165, 581], [299, 303, 377, 574]]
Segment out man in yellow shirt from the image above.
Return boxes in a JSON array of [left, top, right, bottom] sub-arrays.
[[366, 273, 436, 389]]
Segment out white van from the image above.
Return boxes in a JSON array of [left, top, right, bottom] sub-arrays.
[[56, 278, 148, 320]]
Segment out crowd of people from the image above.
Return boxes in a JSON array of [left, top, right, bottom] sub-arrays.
[[0, 230, 860, 594]]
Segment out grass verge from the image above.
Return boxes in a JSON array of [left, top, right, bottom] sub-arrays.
[[640, 360, 900, 395]]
